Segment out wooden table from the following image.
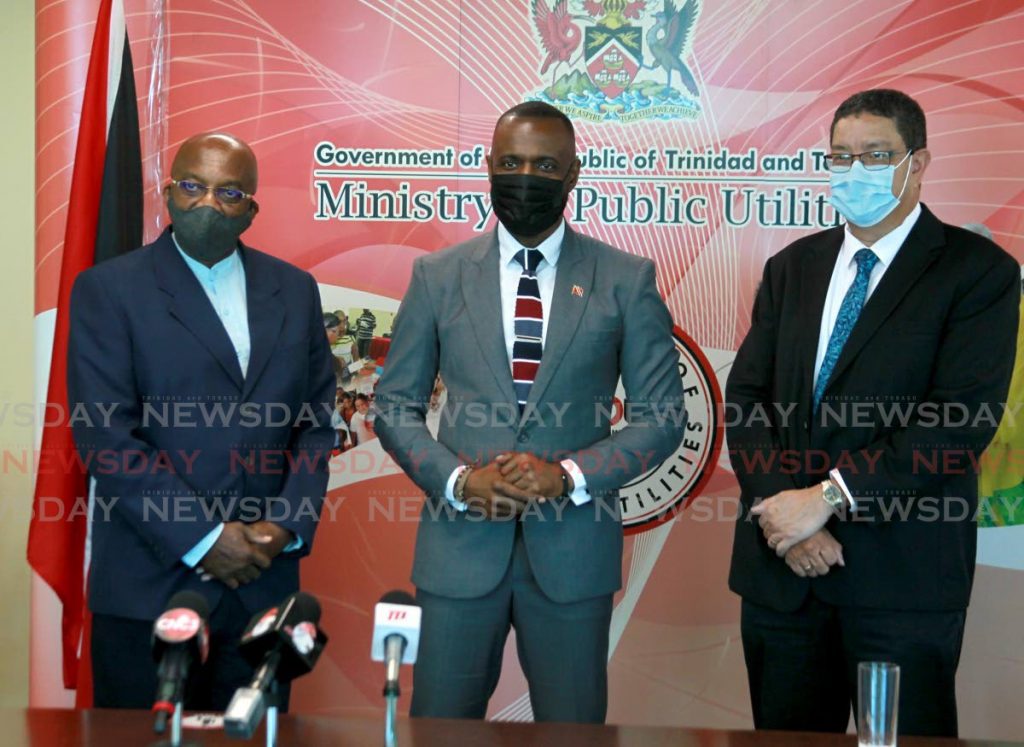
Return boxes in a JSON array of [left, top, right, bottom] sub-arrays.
[[6, 709, 1021, 746]]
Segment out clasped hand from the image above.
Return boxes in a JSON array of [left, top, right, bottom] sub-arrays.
[[198, 520, 294, 589], [462, 452, 566, 519], [750, 485, 845, 577]]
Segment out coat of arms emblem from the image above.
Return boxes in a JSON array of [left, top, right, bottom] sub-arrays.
[[530, 0, 702, 122]]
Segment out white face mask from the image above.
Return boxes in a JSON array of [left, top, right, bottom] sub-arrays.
[[829, 150, 913, 227]]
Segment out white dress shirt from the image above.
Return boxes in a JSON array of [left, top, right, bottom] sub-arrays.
[[444, 220, 590, 508], [813, 203, 922, 386], [814, 203, 921, 507]]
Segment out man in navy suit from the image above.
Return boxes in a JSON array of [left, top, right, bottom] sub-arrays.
[[727, 90, 1019, 737], [68, 133, 336, 709]]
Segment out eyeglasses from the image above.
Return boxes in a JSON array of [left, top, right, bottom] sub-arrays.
[[823, 149, 913, 173], [170, 179, 254, 205]]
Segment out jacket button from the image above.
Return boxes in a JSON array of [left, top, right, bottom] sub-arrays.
[[517, 432, 529, 443]]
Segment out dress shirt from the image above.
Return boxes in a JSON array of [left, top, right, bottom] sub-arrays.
[[813, 203, 922, 386], [814, 203, 921, 508], [444, 220, 590, 509], [173, 235, 301, 567]]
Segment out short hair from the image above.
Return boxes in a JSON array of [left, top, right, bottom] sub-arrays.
[[830, 89, 927, 150], [355, 394, 370, 404], [323, 312, 341, 329], [498, 101, 575, 142]]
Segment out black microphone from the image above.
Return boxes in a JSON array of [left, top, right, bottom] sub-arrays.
[[371, 590, 421, 697], [224, 592, 328, 739], [151, 590, 210, 735]]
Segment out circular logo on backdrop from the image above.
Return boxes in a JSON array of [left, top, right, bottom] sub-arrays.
[[616, 327, 722, 535]]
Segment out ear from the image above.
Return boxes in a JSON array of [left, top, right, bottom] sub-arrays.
[[485, 151, 494, 183], [249, 199, 260, 217], [911, 148, 931, 175], [565, 157, 581, 192]]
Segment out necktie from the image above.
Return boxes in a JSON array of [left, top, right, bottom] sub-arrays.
[[813, 248, 880, 410], [512, 248, 544, 408]]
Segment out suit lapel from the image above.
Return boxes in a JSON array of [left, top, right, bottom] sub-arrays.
[[797, 228, 844, 407], [240, 245, 285, 399], [153, 231, 244, 390], [527, 227, 595, 409], [825, 206, 943, 389], [461, 232, 519, 405]]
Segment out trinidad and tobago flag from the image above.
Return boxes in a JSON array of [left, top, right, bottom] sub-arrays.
[[28, 0, 142, 702]]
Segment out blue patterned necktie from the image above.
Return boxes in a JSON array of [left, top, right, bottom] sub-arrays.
[[813, 248, 880, 410], [512, 248, 544, 408]]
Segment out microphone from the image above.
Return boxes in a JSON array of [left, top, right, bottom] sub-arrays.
[[151, 590, 210, 735], [371, 590, 421, 697], [224, 592, 327, 739]]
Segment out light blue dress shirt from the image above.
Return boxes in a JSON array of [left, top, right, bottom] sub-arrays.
[[173, 238, 301, 568]]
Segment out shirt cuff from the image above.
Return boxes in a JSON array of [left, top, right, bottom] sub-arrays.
[[182, 523, 224, 568], [560, 459, 591, 506], [283, 536, 304, 553], [445, 465, 469, 512], [828, 468, 857, 510]]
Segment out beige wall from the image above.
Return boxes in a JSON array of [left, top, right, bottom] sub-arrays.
[[0, 0, 36, 707]]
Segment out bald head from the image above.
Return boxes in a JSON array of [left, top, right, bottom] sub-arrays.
[[171, 132, 258, 194], [164, 132, 260, 266]]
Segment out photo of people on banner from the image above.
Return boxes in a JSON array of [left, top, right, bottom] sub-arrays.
[[323, 306, 397, 451]]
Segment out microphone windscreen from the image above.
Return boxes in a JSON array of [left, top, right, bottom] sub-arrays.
[[285, 591, 322, 624], [164, 590, 210, 620], [378, 590, 417, 607]]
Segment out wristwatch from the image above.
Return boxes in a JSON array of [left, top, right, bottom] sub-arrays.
[[820, 478, 845, 509], [559, 467, 571, 498], [453, 466, 474, 502]]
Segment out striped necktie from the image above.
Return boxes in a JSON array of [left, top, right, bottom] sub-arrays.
[[512, 247, 544, 408], [813, 248, 880, 410]]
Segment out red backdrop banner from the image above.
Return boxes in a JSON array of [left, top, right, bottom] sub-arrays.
[[33, 0, 1024, 737]]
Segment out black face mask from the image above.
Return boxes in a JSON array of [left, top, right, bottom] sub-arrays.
[[490, 173, 569, 238], [167, 199, 253, 264]]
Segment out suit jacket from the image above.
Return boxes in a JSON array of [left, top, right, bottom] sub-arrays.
[[68, 228, 336, 620], [374, 226, 686, 604], [727, 204, 1020, 613]]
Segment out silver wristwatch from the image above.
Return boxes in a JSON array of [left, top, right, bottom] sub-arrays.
[[820, 479, 845, 509]]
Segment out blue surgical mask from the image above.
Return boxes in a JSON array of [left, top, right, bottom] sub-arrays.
[[829, 151, 912, 227]]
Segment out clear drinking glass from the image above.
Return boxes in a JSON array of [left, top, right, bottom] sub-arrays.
[[858, 661, 900, 747]]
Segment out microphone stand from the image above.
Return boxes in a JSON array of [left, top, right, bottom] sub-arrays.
[[265, 680, 279, 747], [382, 634, 404, 747], [150, 701, 200, 747], [384, 691, 397, 747], [171, 702, 183, 746]]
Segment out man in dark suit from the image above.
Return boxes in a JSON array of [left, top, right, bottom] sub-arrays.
[[374, 102, 686, 723], [68, 133, 335, 709], [726, 89, 1019, 737]]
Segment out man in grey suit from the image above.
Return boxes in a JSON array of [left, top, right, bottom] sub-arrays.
[[374, 102, 686, 723]]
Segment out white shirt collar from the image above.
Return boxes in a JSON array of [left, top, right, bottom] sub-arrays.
[[497, 219, 566, 270], [840, 202, 921, 270]]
